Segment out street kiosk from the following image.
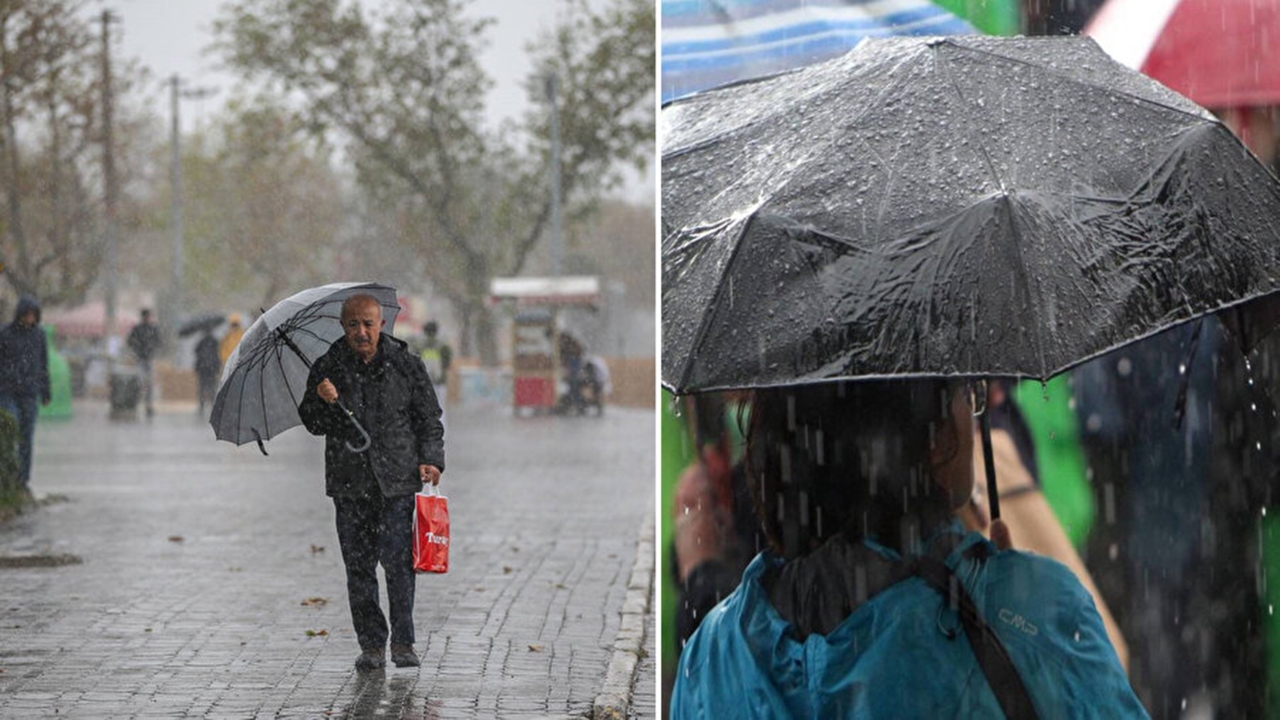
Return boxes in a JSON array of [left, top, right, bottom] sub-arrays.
[[489, 276, 601, 415]]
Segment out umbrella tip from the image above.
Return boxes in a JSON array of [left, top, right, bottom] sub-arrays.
[[252, 428, 269, 456]]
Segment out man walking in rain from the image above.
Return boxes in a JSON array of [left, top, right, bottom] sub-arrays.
[[0, 296, 52, 497], [127, 309, 162, 418], [298, 294, 445, 670]]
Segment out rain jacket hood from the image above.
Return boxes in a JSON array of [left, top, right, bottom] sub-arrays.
[[671, 529, 1148, 719], [12, 295, 41, 325]]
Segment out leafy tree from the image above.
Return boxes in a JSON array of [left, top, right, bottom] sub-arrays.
[[212, 0, 654, 362], [133, 97, 345, 314]]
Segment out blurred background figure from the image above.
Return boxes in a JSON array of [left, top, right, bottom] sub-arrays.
[[219, 313, 245, 367], [0, 296, 52, 498], [126, 309, 162, 418], [193, 328, 221, 418], [414, 321, 453, 405]]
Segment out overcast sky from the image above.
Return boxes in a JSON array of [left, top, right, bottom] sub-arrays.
[[105, 0, 654, 200]]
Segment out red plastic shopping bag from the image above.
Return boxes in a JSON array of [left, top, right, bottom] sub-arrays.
[[413, 486, 449, 574]]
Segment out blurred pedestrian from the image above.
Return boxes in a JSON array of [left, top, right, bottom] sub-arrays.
[[219, 313, 245, 365], [415, 321, 452, 408], [297, 294, 445, 671], [0, 296, 51, 497], [1073, 323, 1218, 713], [671, 379, 1145, 718], [126, 309, 162, 418], [194, 329, 221, 417]]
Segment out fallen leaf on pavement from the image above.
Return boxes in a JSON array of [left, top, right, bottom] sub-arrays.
[[305, 629, 329, 637], [301, 598, 328, 607], [503, 566, 513, 574], [528, 644, 544, 652], [168, 536, 184, 543]]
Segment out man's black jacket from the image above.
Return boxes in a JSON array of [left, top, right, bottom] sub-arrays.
[[298, 334, 444, 498]]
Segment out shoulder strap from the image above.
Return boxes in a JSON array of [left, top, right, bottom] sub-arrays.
[[911, 556, 1039, 720]]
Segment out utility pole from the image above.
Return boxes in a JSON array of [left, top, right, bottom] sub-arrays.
[[546, 72, 563, 277], [101, 10, 119, 358], [169, 75, 216, 330], [170, 75, 182, 328]]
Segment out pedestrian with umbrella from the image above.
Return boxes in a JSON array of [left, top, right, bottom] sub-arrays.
[[671, 380, 1146, 718], [297, 292, 443, 671], [210, 283, 444, 671], [664, 33, 1280, 718]]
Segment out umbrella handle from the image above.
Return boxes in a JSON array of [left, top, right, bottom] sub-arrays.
[[335, 400, 372, 453]]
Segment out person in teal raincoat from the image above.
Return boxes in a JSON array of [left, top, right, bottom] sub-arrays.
[[671, 379, 1146, 719]]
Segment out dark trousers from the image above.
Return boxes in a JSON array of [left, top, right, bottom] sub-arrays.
[[333, 492, 416, 650], [0, 393, 38, 486]]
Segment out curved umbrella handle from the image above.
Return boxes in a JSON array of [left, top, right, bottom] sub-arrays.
[[335, 400, 372, 453]]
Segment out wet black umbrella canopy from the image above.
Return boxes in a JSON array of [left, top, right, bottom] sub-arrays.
[[661, 35, 1280, 396]]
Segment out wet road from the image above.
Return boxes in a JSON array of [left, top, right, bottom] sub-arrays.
[[0, 400, 655, 719]]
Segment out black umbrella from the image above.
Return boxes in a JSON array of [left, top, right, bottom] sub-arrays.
[[663, 35, 1280, 394], [662, 35, 1280, 518], [177, 312, 225, 338], [210, 282, 401, 455]]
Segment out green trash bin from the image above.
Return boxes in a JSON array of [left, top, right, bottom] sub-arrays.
[[38, 325, 73, 420]]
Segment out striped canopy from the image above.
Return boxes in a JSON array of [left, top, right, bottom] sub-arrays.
[[662, 0, 978, 103]]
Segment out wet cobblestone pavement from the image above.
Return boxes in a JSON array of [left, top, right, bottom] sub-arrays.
[[0, 400, 654, 719]]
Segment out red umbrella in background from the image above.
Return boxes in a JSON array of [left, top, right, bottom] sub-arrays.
[[1086, 0, 1280, 158], [1086, 0, 1280, 107]]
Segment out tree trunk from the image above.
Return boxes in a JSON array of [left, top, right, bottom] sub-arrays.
[[473, 302, 499, 367], [1, 13, 32, 295]]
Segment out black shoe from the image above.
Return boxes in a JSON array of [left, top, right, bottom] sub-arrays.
[[355, 648, 385, 670], [390, 644, 420, 668]]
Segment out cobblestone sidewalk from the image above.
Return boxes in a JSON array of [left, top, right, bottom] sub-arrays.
[[0, 401, 655, 719]]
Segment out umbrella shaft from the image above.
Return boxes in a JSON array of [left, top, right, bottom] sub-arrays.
[[277, 328, 314, 370]]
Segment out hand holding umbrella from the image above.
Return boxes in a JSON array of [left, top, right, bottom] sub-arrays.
[[312, 377, 372, 454]]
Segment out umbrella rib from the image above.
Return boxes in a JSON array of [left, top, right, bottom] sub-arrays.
[[675, 213, 759, 393], [933, 42, 1005, 192], [1000, 195, 1049, 378], [939, 38, 1215, 124], [256, 348, 278, 441], [227, 352, 251, 443]]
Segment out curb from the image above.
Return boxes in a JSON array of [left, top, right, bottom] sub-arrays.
[[592, 511, 655, 719]]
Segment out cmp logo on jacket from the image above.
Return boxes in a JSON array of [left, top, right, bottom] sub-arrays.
[[998, 608, 1039, 637]]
